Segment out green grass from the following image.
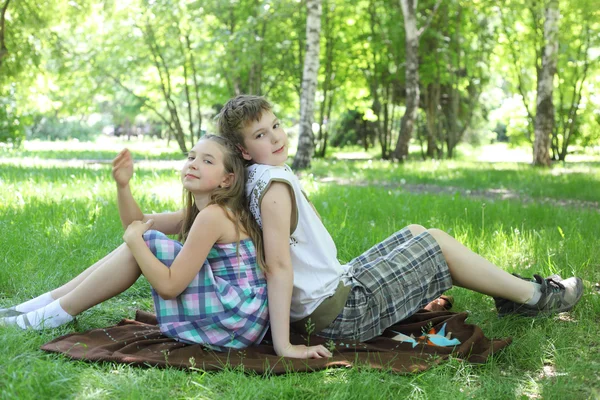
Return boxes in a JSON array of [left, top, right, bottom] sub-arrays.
[[1, 137, 184, 161], [1, 140, 600, 399], [308, 158, 600, 203]]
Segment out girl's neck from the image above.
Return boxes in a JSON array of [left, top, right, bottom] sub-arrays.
[[193, 193, 211, 211]]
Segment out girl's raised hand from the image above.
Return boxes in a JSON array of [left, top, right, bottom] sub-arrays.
[[112, 148, 134, 188], [123, 219, 154, 244]]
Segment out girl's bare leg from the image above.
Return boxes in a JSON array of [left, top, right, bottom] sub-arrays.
[[59, 243, 142, 316], [1, 245, 127, 315], [406, 225, 534, 303], [1, 243, 142, 330], [50, 245, 124, 299]]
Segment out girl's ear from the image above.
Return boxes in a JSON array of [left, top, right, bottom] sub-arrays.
[[220, 172, 235, 189], [238, 145, 252, 161]]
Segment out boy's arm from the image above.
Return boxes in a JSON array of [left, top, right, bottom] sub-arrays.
[[113, 149, 183, 234], [261, 183, 332, 359]]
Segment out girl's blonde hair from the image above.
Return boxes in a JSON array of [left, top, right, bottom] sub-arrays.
[[178, 134, 267, 272]]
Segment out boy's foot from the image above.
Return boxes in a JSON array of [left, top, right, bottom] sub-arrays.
[[494, 273, 560, 314], [0, 307, 24, 318], [494, 274, 583, 317]]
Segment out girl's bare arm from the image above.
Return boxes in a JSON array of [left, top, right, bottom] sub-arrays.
[[113, 148, 183, 235], [123, 205, 223, 299]]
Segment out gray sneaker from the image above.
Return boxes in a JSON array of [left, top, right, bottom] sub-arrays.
[[494, 274, 583, 317], [0, 306, 23, 318]]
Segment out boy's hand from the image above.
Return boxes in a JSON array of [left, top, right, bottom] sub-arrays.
[[123, 219, 154, 244], [278, 343, 332, 359], [112, 148, 134, 188]]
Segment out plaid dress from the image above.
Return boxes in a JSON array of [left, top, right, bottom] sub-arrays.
[[143, 230, 269, 351]]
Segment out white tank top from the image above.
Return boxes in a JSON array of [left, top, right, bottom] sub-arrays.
[[246, 164, 346, 321]]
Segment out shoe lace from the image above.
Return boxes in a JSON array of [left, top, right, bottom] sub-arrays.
[[545, 277, 565, 293]]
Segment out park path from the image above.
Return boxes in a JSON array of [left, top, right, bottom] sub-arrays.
[[311, 176, 600, 212]]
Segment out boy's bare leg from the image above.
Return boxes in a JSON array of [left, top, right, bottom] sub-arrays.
[[59, 243, 142, 316], [407, 225, 534, 303], [50, 245, 124, 300]]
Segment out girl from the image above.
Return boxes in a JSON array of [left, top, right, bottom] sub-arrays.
[[0, 135, 269, 351], [216, 95, 584, 359]]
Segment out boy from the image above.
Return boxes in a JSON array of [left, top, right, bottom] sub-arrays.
[[217, 95, 584, 360]]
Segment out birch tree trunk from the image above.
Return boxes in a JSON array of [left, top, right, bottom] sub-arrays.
[[533, 0, 559, 167], [393, 0, 419, 162], [292, 0, 322, 170]]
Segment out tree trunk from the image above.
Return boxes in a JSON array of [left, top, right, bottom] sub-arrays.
[[292, 0, 322, 170], [321, 90, 334, 157], [0, 0, 9, 69], [558, 25, 591, 162], [393, 0, 419, 162], [424, 83, 440, 158], [533, 0, 559, 167], [185, 34, 203, 142], [143, 22, 188, 153], [316, 0, 334, 158]]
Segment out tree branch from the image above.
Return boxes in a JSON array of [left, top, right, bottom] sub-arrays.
[[94, 62, 175, 133], [185, 34, 203, 140], [417, 0, 441, 38], [499, 7, 535, 140], [141, 21, 187, 150], [562, 24, 592, 158], [178, 31, 194, 147]]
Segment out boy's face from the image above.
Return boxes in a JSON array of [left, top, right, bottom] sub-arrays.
[[240, 110, 288, 166]]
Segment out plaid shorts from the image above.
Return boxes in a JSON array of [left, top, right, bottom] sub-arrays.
[[318, 227, 452, 342]]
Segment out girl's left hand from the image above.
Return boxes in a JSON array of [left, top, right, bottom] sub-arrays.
[[123, 219, 154, 244]]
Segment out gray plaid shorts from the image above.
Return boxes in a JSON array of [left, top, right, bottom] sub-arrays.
[[318, 227, 452, 342]]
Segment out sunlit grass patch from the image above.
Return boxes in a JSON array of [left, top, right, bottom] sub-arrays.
[[1, 137, 184, 161]]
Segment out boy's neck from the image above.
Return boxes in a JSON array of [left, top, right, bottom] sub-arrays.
[[251, 162, 287, 167]]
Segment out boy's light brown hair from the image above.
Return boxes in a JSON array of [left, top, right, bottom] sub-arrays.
[[216, 95, 272, 148]]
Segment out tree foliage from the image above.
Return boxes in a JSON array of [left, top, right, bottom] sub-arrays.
[[1, 0, 598, 162]]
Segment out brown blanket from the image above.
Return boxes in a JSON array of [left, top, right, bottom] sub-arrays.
[[41, 299, 511, 375]]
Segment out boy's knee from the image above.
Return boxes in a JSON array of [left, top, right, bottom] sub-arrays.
[[427, 228, 449, 241], [407, 224, 427, 236]]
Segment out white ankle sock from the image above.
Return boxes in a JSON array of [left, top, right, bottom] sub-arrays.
[[525, 282, 543, 305], [14, 292, 55, 313], [4, 299, 73, 330]]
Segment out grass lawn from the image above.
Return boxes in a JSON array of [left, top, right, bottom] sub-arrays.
[[1, 139, 599, 399]]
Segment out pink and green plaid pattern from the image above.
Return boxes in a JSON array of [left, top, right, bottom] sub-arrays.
[[143, 230, 269, 351]]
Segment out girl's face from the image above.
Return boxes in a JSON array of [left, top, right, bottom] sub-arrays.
[[181, 140, 233, 195]]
